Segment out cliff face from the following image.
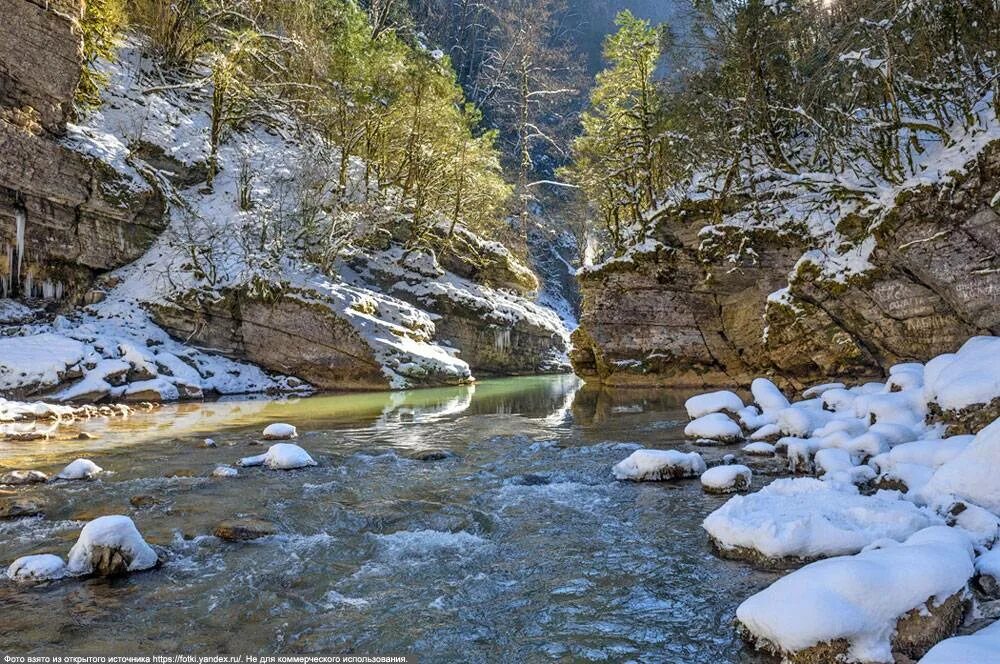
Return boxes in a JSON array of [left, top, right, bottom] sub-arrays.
[[0, 0, 166, 302], [572, 141, 1000, 389]]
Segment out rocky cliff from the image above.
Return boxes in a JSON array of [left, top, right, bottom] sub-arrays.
[[572, 141, 1000, 389]]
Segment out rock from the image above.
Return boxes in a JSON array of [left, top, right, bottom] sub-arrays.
[[409, 449, 456, 462], [239, 443, 317, 470], [55, 458, 102, 480], [6, 553, 67, 583], [129, 495, 159, 509], [76, 431, 97, 440], [3, 431, 49, 441], [211, 466, 239, 478], [700, 465, 752, 494], [684, 413, 743, 443], [742, 442, 776, 456], [262, 423, 297, 440], [0, 496, 45, 519], [203, 438, 218, 448], [66, 515, 159, 577], [570, 141, 1000, 388], [612, 449, 706, 481], [0, 469, 48, 485], [213, 518, 277, 542]]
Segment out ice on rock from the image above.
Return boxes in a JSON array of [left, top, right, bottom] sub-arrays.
[[920, 418, 1000, 513], [919, 619, 1000, 664], [56, 458, 103, 480], [240, 443, 317, 470], [684, 391, 744, 419], [751, 378, 790, 413], [736, 527, 974, 663], [701, 465, 752, 494], [6, 554, 67, 583], [67, 515, 159, 576], [703, 478, 940, 562], [612, 449, 707, 481], [684, 413, 743, 442], [262, 423, 298, 440]]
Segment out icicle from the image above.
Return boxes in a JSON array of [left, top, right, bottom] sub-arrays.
[[14, 208, 25, 287], [493, 327, 512, 353]]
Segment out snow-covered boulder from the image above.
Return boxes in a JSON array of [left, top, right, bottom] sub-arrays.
[[752, 378, 790, 413], [239, 443, 317, 470], [684, 413, 743, 443], [742, 441, 776, 456], [684, 391, 744, 419], [703, 478, 940, 565], [701, 465, 752, 494], [56, 458, 103, 480], [975, 549, 1000, 598], [920, 418, 1000, 514], [923, 336, 1000, 432], [919, 619, 1000, 664], [612, 449, 706, 482], [212, 465, 239, 478], [802, 382, 845, 399], [0, 470, 48, 485], [736, 527, 974, 663], [6, 554, 67, 583], [67, 515, 159, 577], [262, 423, 298, 440]]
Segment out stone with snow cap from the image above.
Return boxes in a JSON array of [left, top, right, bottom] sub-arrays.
[[239, 443, 317, 470], [700, 465, 752, 494], [67, 515, 159, 577], [684, 390, 744, 419], [56, 458, 103, 480], [684, 413, 743, 443], [613, 449, 706, 481], [262, 423, 298, 440], [6, 554, 68, 583]]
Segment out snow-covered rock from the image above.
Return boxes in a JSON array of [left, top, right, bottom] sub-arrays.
[[262, 423, 298, 440], [55, 458, 103, 480], [239, 443, 317, 470], [920, 418, 1000, 513], [684, 413, 743, 442], [802, 382, 845, 399], [752, 378, 790, 412], [703, 478, 940, 564], [6, 554, 68, 583], [919, 619, 1000, 663], [701, 465, 752, 494], [684, 390, 744, 419], [742, 441, 776, 456], [612, 449, 707, 482], [924, 336, 1000, 414], [66, 515, 159, 577], [737, 527, 974, 663], [212, 465, 239, 478]]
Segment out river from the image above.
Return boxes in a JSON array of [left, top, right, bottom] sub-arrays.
[[0, 375, 777, 662]]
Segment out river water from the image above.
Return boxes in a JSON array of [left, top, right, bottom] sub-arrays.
[[0, 375, 777, 662]]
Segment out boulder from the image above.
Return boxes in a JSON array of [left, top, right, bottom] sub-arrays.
[[6, 553, 67, 583], [612, 449, 706, 481], [0, 469, 48, 485], [66, 515, 159, 577], [0, 496, 45, 519], [213, 518, 277, 542], [700, 465, 752, 494]]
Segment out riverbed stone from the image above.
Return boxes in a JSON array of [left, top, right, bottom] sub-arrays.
[[0, 496, 45, 519], [409, 449, 456, 462], [213, 519, 278, 542], [0, 470, 48, 485]]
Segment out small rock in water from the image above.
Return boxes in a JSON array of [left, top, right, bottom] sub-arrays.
[[0, 496, 46, 519], [76, 432, 98, 440], [723, 454, 737, 465], [409, 449, 455, 462], [56, 458, 103, 480], [6, 554, 68, 583], [213, 518, 277, 541], [4, 431, 50, 442], [239, 443, 317, 470], [0, 470, 48, 486], [262, 423, 298, 440], [613, 449, 707, 481], [212, 465, 239, 478], [203, 438, 218, 448], [700, 465, 752, 494], [67, 515, 159, 577], [129, 495, 160, 509]]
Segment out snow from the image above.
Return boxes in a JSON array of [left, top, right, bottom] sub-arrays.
[[684, 391, 744, 419], [240, 443, 317, 470], [212, 466, 239, 478], [0, 334, 86, 392], [6, 554, 67, 583], [802, 382, 845, 399], [751, 378, 790, 412], [612, 449, 707, 481], [919, 620, 1000, 664], [684, 413, 743, 442], [736, 527, 974, 662], [262, 423, 298, 440], [742, 441, 776, 456], [920, 418, 1000, 514], [703, 478, 940, 560], [66, 515, 159, 575], [923, 337, 1000, 412], [700, 465, 752, 493], [56, 458, 103, 480]]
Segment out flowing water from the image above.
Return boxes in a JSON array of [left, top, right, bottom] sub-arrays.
[[0, 375, 778, 662]]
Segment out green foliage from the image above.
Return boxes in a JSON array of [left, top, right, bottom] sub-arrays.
[[77, 0, 127, 107]]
